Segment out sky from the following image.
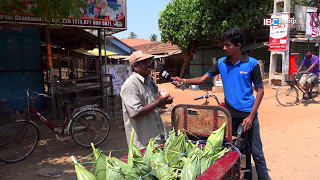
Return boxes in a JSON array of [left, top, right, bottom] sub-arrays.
[[113, 0, 171, 41]]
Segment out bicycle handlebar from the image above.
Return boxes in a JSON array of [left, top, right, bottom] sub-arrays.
[[194, 93, 221, 106], [194, 96, 205, 100], [25, 89, 52, 99]]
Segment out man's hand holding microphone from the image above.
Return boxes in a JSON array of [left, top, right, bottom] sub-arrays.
[[171, 77, 185, 87], [159, 70, 186, 90]]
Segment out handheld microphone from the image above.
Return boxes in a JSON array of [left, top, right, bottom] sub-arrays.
[[159, 70, 186, 90]]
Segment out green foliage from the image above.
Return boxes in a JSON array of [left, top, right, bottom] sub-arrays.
[[150, 34, 158, 41], [73, 125, 228, 180], [159, 0, 320, 52], [128, 32, 137, 39], [291, 0, 318, 7], [158, 0, 273, 51], [91, 144, 107, 180], [0, 0, 87, 20]]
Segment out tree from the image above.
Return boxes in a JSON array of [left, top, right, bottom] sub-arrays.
[[159, 0, 274, 78], [128, 32, 137, 39], [150, 34, 158, 41], [0, 0, 87, 20]]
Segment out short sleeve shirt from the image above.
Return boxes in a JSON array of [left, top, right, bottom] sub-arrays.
[[301, 55, 320, 76], [120, 72, 164, 148], [206, 54, 263, 117]]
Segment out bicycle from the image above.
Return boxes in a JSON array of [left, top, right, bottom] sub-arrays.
[[193, 92, 246, 145], [193, 92, 249, 177], [276, 73, 320, 106], [0, 102, 21, 129], [0, 89, 110, 163]]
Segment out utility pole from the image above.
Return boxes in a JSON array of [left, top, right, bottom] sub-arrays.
[[268, 0, 291, 86]]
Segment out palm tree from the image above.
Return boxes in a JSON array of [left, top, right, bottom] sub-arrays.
[[150, 34, 157, 41], [128, 32, 137, 39]]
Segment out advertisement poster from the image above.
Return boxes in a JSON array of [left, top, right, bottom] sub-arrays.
[[0, 0, 126, 29], [305, 8, 320, 39], [268, 13, 289, 51], [103, 64, 132, 95]]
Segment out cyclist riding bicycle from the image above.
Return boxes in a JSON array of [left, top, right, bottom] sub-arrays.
[[296, 49, 320, 99]]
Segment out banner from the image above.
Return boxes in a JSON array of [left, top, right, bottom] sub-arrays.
[[305, 8, 320, 39], [0, 0, 126, 29], [268, 13, 290, 51]]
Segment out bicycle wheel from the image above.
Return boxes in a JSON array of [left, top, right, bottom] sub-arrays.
[[0, 120, 39, 163], [70, 109, 110, 147], [0, 105, 20, 128], [310, 81, 320, 103], [276, 84, 299, 106]]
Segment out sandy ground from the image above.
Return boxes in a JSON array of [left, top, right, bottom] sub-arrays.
[[1, 83, 320, 180]]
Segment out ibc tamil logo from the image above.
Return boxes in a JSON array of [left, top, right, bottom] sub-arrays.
[[263, 18, 296, 26]]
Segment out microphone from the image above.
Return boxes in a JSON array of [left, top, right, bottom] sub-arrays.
[[159, 70, 186, 90]]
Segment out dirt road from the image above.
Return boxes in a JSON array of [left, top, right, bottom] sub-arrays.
[[1, 83, 319, 179]]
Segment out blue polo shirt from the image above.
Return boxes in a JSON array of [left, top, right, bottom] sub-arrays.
[[207, 54, 263, 117]]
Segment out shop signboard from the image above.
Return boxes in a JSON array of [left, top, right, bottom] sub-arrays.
[[268, 13, 290, 51], [0, 0, 127, 30]]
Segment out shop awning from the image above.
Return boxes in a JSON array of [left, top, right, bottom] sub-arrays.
[[87, 48, 118, 56], [75, 48, 118, 56]]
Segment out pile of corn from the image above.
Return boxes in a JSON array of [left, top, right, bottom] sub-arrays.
[[72, 123, 228, 180]]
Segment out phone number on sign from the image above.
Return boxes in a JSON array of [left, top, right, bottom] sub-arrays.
[[62, 19, 92, 25]]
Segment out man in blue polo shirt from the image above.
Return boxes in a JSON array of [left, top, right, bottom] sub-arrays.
[[172, 28, 269, 180]]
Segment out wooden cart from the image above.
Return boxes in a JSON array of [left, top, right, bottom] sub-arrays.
[[121, 104, 245, 180]]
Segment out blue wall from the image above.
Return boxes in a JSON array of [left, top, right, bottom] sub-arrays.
[[0, 27, 44, 112]]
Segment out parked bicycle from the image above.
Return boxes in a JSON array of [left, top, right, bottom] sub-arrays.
[[0, 102, 20, 129], [0, 89, 110, 163], [276, 73, 320, 106]]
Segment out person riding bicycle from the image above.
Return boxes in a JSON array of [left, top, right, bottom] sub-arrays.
[[296, 49, 320, 99]]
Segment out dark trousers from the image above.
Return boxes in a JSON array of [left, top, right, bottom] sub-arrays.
[[232, 116, 269, 180]]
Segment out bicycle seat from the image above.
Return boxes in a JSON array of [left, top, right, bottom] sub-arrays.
[[63, 98, 78, 105]]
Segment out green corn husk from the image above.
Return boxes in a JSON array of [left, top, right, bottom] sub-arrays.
[[72, 156, 97, 180], [114, 158, 140, 180], [127, 128, 154, 179], [106, 153, 125, 180], [200, 148, 229, 174], [72, 127, 229, 180], [128, 128, 142, 166], [144, 138, 172, 179], [150, 148, 172, 179], [200, 152, 216, 174], [165, 130, 187, 168], [181, 147, 201, 180], [128, 128, 135, 166], [132, 152, 155, 180], [144, 138, 156, 163], [164, 128, 176, 150], [212, 148, 229, 161], [163, 168, 182, 180], [186, 141, 200, 157], [204, 123, 226, 154], [91, 143, 107, 180], [185, 140, 196, 153]]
